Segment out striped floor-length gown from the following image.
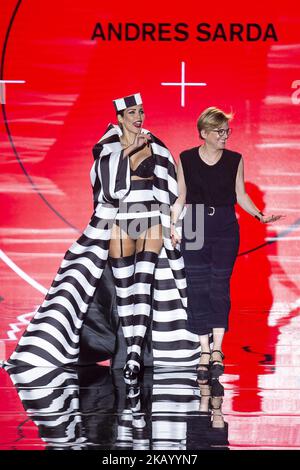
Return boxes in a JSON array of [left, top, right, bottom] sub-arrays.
[[5, 124, 200, 368]]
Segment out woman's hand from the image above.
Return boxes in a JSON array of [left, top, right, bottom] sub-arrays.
[[130, 130, 151, 152], [260, 214, 286, 224], [122, 130, 152, 158], [170, 224, 181, 247]]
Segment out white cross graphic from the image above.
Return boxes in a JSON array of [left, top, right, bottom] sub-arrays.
[[161, 62, 207, 107], [0, 80, 26, 104]]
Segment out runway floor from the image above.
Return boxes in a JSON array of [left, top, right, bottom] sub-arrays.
[[1, 313, 300, 451]]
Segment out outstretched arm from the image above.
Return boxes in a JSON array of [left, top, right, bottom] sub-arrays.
[[236, 157, 285, 224]]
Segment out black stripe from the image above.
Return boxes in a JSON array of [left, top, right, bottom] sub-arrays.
[[13, 344, 75, 366], [152, 298, 184, 311], [57, 262, 100, 282], [153, 339, 200, 351], [64, 250, 106, 269], [75, 233, 109, 249], [47, 278, 94, 306], [36, 303, 79, 333], [152, 319, 189, 331], [20, 330, 78, 360], [44, 288, 89, 314], [27, 316, 79, 348]]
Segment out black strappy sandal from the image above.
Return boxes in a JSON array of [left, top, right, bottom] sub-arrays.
[[196, 352, 211, 383], [210, 350, 225, 379]]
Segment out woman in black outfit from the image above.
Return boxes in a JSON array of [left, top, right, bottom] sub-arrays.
[[170, 107, 284, 383]]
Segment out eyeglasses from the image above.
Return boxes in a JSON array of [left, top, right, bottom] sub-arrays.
[[211, 128, 232, 137]]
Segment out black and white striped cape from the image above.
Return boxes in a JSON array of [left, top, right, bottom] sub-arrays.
[[7, 124, 200, 368]]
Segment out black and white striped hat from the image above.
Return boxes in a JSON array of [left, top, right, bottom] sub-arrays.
[[113, 93, 142, 112]]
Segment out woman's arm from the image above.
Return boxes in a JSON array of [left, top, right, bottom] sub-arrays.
[[235, 157, 263, 219], [236, 157, 285, 223], [171, 157, 187, 224], [170, 157, 187, 246]]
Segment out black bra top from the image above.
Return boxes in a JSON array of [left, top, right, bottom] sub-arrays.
[[130, 155, 155, 178]]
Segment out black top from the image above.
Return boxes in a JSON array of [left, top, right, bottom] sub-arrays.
[[130, 155, 155, 178], [180, 147, 242, 205]]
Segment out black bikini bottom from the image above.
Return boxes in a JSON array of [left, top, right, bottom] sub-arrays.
[[112, 179, 163, 255]]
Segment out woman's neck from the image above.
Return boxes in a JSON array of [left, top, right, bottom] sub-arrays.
[[201, 142, 222, 158], [120, 129, 136, 147], [201, 143, 221, 159]]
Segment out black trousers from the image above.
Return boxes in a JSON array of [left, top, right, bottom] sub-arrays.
[[181, 205, 240, 336]]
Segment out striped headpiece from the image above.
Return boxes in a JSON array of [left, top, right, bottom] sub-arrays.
[[113, 93, 143, 112]]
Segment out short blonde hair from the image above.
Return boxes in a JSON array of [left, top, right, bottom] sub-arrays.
[[197, 107, 233, 139]]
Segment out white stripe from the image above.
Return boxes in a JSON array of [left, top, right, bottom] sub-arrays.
[[151, 267, 172, 279], [167, 176, 178, 197], [82, 223, 112, 240], [69, 241, 107, 260], [122, 190, 154, 202], [0, 249, 47, 294], [114, 98, 126, 111], [152, 421, 187, 439], [152, 142, 171, 159], [90, 161, 97, 184], [17, 336, 78, 363], [133, 325, 147, 336], [95, 204, 118, 219], [115, 286, 134, 298], [115, 210, 160, 219], [60, 256, 102, 279], [27, 323, 79, 355], [42, 296, 83, 327], [11, 370, 76, 388], [48, 280, 93, 304], [34, 309, 82, 336], [8, 366, 63, 384], [83, 224, 112, 240], [54, 268, 95, 289], [154, 358, 199, 366], [34, 413, 78, 428], [152, 403, 198, 413], [122, 325, 134, 337], [131, 345, 142, 354], [117, 305, 134, 317], [9, 351, 56, 367], [111, 264, 134, 278], [154, 164, 168, 179], [152, 186, 170, 204], [134, 304, 151, 315], [0, 80, 26, 83], [135, 261, 156, 274], [153, 348, 200, 359], [153, 329, 197, 342], [154, 288, 181, 301], [27, 392, 79, 414], [134, 282, 152, 295], [153, 308, 188, 322]]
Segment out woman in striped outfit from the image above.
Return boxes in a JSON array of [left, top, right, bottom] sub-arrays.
[[108, 93, 167, 382], [5, 93, 199, 382]]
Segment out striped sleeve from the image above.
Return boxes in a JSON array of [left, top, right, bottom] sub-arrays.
[[93, 143, 131, 202]]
